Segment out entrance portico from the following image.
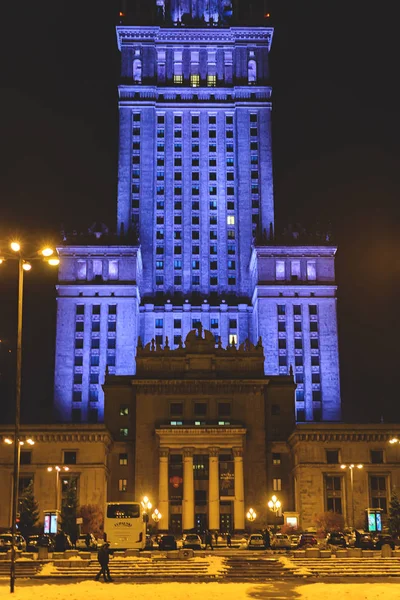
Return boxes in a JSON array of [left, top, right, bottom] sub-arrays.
[[156, 426, 246, 533]]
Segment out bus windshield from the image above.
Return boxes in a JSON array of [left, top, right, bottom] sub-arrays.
[[106, 503, 140, 519]]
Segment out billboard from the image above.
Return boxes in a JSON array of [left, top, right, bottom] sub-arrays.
[[219, 460, 234, 496], [169, 461, 183, 502]]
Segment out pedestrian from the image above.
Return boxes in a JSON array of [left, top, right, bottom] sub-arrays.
[[54, 530, 67, 553], [205, 530, 214, 550], [85, 533, 92, 549], [95, 542, 113, 582], [355, 530, 361, 549], [226, 532, 232, 548], [263, 528, 271, 549]]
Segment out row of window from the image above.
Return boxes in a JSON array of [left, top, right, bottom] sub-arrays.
[[326, 474, 388, 513], [156, 245, 236, 257], [276, 260, 317, 281], [326, 449, 386, 465], [19, 450, 77, 466], [155, 274, 237, 287], [153, 318, 238, 330]]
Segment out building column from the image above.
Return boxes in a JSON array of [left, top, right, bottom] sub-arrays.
[[233, 447, 245, 532], [158, 448, 169, 532], [208, 447, 220, 530], [182, 447, 195, 531]]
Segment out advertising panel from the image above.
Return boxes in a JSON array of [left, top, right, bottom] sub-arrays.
[[169, 461, 183, 502], [219, 460, 234, 496]]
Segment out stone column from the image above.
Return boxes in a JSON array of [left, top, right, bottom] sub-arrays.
[[182, 447, 195, 531], [158, 448, 169, 532], [233, 447, 245, 531], [208, 447, 220, 530]]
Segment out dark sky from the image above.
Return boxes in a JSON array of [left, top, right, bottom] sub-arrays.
[[0, 1, 399, 423]]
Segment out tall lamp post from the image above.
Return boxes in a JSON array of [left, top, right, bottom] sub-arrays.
[[246, 507, 256, 533], [268, 495, 281, 529], [340, 463, 363, 528], [141, 496, 152, 536], [47, 466, 70, 513], [0, 240, 59, 593]]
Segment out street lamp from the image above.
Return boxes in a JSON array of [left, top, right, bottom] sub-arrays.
[[47, 466, 70, 513], [389, 438, 400, 445], [141, 496, 152, 513], [152, 508, 162, 523], [246, 508, 257, 522], [268, 495, 281, 527], [340, 463, 363, 528], [0, 240, 59, 593]]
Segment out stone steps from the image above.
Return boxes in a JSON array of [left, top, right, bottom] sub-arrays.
[[40, 559, 213, 579], [0, 563, 42, 577], [291, 558, 400, 577], [224, 557, 293, 579]]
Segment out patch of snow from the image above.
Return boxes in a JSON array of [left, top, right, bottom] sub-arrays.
[[296, 583, 400, 599], [279, 555, 312, 576], [37, 563, 57, 576], [193, 556, 228, 575]]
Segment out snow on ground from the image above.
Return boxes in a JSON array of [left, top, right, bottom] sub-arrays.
[[279, 554, 312, 576], [0, 582, 400, 600], [296, 583, 400, 599], [193, 555, 228, 574]]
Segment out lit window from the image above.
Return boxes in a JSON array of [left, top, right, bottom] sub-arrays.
[[190, 74, 200, 87], [273, 478, 282, 491], [174, 74, 183, 84], [119, 428, 129, 437], [119, 454, 128, 466], [227, 216, 235, 225], [229, 334, 238, 346], [276, 260, 285, 280], [307, 260, 317, 281], [120, 405, 129, 416], [272, 453, 281, 465], [118, 479, 128, 492], [207, 74, 216, 86], [291, 260, 301, 279]]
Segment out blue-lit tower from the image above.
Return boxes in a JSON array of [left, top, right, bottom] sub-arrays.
[[53, 0, 341, 423]]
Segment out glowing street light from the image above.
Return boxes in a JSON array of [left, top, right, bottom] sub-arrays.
[[0, 237, 59, 593], [141, 496, 152, 512], [246, 508, 257, 522], [389, 438, 399, 445], [268, 495, 281, 526], [47, 466, 70, 513], [341, 463, 363, 528], [152, 508, 162, 523]]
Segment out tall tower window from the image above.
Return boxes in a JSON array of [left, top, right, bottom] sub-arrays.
[[133, 56, 142, 84]]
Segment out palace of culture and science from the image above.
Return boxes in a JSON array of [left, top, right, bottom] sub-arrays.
[[3, 1, 396, 535], [54, 0, 341, 426]]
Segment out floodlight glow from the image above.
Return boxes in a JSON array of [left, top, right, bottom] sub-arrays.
[[41, 248, 54, 257], [22, 262, 32, 271], [10, 242, 20, 252], [48, 258, 60, 266]]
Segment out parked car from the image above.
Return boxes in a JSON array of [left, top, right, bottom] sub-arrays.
[[0, 534, 26, 552], [290, 534, 301, 549], [75, 533, 97, 550], [326, 532, 347, 547], [158, 535, 178, 551], [373, 534, 395, 550], [182, 534, 202, 550], [26, 534, 55, 552], [246, 534, 265, 549], [298, 533, 318, 548], [355, 533, 375, 550], [271, 533, 291, 550]]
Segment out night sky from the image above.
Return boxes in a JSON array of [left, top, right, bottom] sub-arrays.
[[0, 1, 399, 423]]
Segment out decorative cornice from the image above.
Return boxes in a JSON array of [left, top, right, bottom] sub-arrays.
[[289, 429, 400, 445], [134, 381, 267, 393], [156, 427, 246, 436], [116, 26, 273, 50]]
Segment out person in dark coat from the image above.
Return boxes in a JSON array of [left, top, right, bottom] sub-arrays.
[[263, 528, 271, 549], [205, 530, 214, 550], [226, 532, 232, 548], [85, 533, 92, 549], [54, 531, 67, 552], [95, 542, 113, 582]]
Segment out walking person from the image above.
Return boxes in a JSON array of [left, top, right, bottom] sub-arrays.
[[205, 530, 214, 550], [95, 542, 113, 582], [263, 528, 271, 549], [226, 532, 232, 548]]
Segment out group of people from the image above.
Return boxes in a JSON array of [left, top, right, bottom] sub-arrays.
[[203, 530, 233, 549]]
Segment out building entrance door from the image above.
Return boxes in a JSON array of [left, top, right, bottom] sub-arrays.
[[195, 513, 207, 534], [170, 514, 182, 535], [220, 513, 232, 533]]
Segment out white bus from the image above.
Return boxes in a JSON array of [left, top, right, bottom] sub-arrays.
[[104, 502, 146, 550]]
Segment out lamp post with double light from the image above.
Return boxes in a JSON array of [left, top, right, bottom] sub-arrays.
[[0, 240, 59, 593], [141, 496, 152, 536], [268, 495, 281, 529], [246, 507, 256, 533], [340, 463, 363, 528], [47, 466, 70, 513]]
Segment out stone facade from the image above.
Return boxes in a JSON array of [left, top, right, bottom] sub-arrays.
[[0, 426, 110, 530], [103, 328, 295, 533], [53, 1, 341, 425]]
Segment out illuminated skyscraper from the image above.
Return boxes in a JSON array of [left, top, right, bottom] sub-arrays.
[[54, 1, 341, 423]]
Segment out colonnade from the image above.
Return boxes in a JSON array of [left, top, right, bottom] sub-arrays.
[[158, 446, 244, 532]]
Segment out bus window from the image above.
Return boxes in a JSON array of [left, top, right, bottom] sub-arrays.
[[106, 503, 140, 519]]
